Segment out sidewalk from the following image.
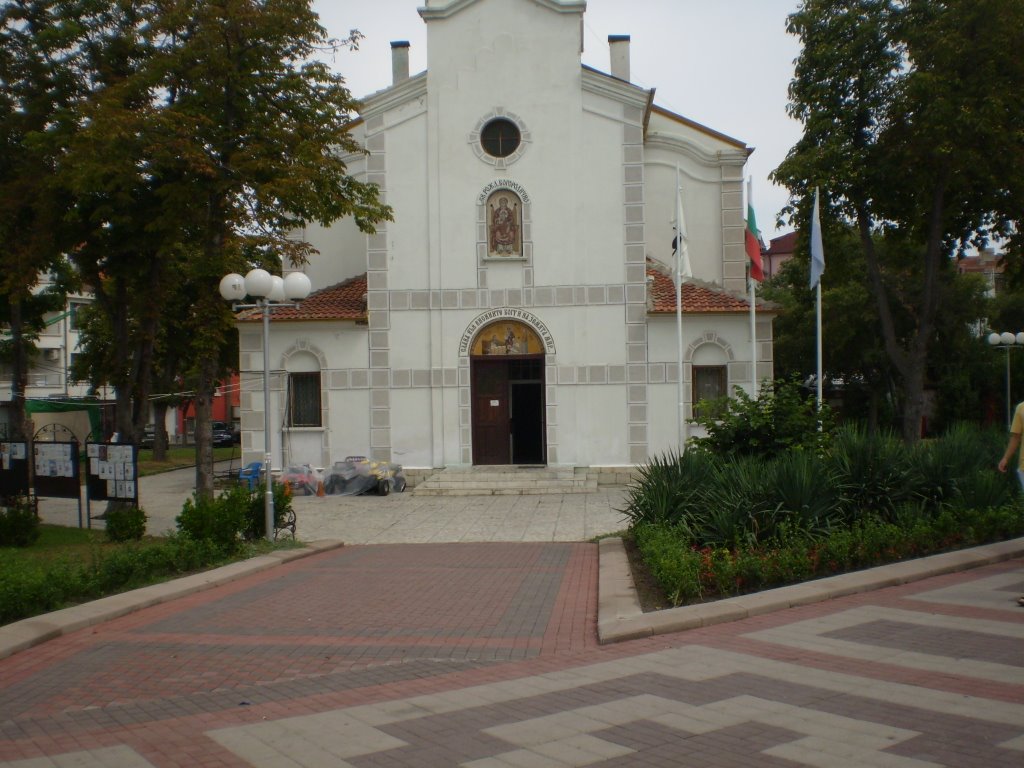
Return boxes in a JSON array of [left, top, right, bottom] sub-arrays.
[[12, 466, 1024, 766], [35, 464, 632, 543], [1, 537, 1021, 766]]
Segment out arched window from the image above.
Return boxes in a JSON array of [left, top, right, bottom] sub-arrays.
[[287, 352, 321, 428]]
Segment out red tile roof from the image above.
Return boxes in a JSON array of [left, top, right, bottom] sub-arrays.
[[237, 274, 367, 323], [237, 267, 767, 323], [647, 262, 765, 314]]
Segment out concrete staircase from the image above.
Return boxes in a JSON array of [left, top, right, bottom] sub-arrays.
[[412, 466, 598, 496]]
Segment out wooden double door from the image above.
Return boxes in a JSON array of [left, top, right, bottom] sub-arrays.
[[471, 356, 546, 465]]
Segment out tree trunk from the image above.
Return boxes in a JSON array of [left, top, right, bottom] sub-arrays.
[[152, 401, 169, 460], [7, 296, 30, 440], [194, 355, 217, 500]]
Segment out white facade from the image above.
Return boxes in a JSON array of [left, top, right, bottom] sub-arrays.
[[240, 0, 773, 471]]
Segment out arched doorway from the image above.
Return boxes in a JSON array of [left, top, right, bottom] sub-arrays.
[[469, 320, 546, 465]]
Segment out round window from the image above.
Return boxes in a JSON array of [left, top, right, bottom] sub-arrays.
[[480, 118, 521, 158]]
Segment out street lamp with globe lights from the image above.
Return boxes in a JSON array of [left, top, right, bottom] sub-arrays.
[[987, 330, 1024, 429], [219, 268, 312, 541]]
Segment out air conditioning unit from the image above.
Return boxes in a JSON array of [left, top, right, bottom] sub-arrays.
[[43, 349, 60, 361]]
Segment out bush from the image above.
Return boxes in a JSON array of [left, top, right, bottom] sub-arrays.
[[104, 505, 147, 542], [825, 425, 916, 521], [176, 488, 248, 553], [690, 377, 832, 458], [621, 451, 713, 530], [241, 482, 293, 540], [0, 531, 245, 625], [632, 503, 1024, 608], [0, 496, 40, 547]]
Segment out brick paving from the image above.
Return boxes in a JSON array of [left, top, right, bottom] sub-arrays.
[[0, 543, 1022, 767]]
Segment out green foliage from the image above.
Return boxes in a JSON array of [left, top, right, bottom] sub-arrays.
[[633, 502, 1024, 608], [0, 532, 232, 625], [626, 423, 1018, 562], [826, 425, 916, 519], [176, 488, 248, 553], [633, 523, 702, 605], [241, 482, 294, 540], [621, 451, 713, 530], [690, 378, 832, 458], [0, 497, 40, 547], [774, 0, 1024, 442], [176, 482, 293, 549], [104, 505, 146, 543]]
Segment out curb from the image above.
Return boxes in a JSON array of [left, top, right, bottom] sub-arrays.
[[0, 539, 345, 661], [597, 535, 1024, 644]]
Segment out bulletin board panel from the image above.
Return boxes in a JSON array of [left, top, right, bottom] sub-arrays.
[[0, 442, 30, 497], [85, 443, 139, 503], [32, 441, 80, 499]]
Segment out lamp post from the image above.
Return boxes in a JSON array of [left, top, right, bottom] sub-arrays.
[[987, 330, 1024, 429], [219, 269, 312, 541]]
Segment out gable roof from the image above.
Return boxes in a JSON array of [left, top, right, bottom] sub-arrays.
[[646, 261, 771, 314], [236, 268, 767, 324], [236, 274, 367, 323], [419, 0, 586, 21]]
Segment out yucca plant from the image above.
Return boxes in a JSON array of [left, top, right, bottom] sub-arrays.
[[621, 450, 712, 532], [697, 456, 781, 547], [770, 450, 844, 538], [826, 425, 917, 522], [952, 469, 1019, 512]]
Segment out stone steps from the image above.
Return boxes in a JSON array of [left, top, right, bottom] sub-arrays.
[[412, 466, 598, 496]]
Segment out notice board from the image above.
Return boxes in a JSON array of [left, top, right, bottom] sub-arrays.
[[85, 443, 139, 503], [32, 441, 81, 499], [0, 442, 30, 497]]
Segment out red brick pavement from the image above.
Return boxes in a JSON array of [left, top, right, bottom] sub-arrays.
[[0, 546, 1021, 767]]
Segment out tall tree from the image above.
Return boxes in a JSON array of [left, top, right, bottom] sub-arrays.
[[151, 0, 391, 496], [773, 0, 1024, 442], [0, 1, 82, 438], [65, 0, 390, 497]]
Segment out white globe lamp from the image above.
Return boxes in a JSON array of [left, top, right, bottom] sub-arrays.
[[283, 272, 312, 301], [244, 268, 273, 298], [218, 273, 246, 301]]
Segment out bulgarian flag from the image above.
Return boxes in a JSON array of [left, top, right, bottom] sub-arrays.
[[745, 178, 765, 282]]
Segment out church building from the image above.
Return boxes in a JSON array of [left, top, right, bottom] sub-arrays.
[[236, 0, 774, 476]]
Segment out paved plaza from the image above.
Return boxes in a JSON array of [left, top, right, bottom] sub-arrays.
[[6, 467, 1024, 766]]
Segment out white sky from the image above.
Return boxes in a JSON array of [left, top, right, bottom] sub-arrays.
[[312, 0, 804, 239]]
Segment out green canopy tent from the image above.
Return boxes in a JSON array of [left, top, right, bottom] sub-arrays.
[[25, 400, 105, 444]]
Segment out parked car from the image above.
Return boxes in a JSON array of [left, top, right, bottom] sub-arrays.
[[281, 464, 318, 495], [211, 422, 235, 447]]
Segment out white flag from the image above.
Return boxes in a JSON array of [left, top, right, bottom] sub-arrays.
[[809, 187, 825, 289], [675, 173, 692, 281]]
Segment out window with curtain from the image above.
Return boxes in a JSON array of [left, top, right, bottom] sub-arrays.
[[288, 371, 321, 427]]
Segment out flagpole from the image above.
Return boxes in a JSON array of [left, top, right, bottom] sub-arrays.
[[809, 187, 825, 416], [749, 274, 757, 397], [744, 176, 761, 398], [816, 280, 823, 412], [675, 166, 686, 452]]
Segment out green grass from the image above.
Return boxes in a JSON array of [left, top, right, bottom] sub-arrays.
[[137, 446, 241, 476], [1, 523, 300, 625], [1, 525, 158, 569]]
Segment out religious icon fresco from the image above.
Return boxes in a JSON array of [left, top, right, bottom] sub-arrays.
[[471, 321, 542, 356], [486, 190, 522, 256]]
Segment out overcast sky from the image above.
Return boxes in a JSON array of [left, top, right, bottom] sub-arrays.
[[312, 0, 804, 239]]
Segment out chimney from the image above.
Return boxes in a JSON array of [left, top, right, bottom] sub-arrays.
[[391, 41, 410, 85], [608, 35, 630, 82]]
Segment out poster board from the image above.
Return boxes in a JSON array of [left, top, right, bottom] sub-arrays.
[[32, 441, 81, 499], [0, 442, 30, 497], [85, 443, 138, 503]]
